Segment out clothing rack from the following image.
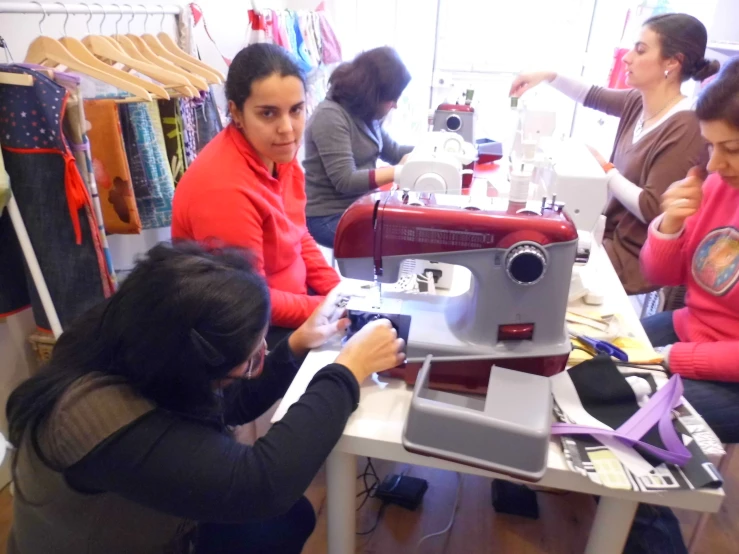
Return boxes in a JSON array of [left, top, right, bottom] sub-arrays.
[[0, 3, 181, 16], [0, 1, 188, 339]]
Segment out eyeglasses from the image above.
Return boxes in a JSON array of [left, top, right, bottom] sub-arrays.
[[244, 339, 266, 379]]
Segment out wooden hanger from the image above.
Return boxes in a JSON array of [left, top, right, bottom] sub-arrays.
[[140, 10, 217, 87], [81, 4, 197, 98], [82, 35, 197, 94], [60, 37, 164, 100], [108, 5, 193, 97], [0, 72, 34, 87], [157, 32, 225, 83], [24, 4, 152, 102], [141, 34, 212, 89], [121, 34, 200, 96]]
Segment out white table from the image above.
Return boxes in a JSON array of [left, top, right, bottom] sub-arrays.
[[274, 245, 724, 554]]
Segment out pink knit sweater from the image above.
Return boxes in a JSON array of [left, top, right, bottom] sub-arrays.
[[641, 173, 739, 381]]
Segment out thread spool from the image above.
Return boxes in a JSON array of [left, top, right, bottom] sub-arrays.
[[509, 164, 531, 203]]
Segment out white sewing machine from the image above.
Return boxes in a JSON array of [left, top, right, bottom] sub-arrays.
[[530, 137, 608, 240], [396, 132, 477, 195]]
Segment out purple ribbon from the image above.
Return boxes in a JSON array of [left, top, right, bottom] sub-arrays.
[[551, 374, 692, 466], [69, 138, 91, 154]]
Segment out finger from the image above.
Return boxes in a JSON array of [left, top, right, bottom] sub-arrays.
[[372, 318, 393, 329], [395, 352, 407, 364], [688, 165, 708, 180], [666, 208, 698, 221], [395, 338, 406, 351], [336, 318, 351, 333]]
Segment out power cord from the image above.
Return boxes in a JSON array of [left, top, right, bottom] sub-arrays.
[[415, 472, 462, 552], [356, 458, 386, 537]]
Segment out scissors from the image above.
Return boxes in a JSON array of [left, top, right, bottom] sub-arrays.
[[570, 333, 629, 362]]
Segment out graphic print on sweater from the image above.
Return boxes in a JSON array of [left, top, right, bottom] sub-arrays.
[[692, 226, 739, 296]]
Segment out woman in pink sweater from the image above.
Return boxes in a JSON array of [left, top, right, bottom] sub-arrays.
[[640, 57, 739, 446], [625, 58, 739, 554]]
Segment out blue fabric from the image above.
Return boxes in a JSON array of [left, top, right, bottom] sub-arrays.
[[0, 150, 106, 329], [195, 496, 315, 554], [624, 504, 688, 554], [0, 66, 107, 328], [641, 311, 680, 347], [120, 103, 175, 229], [306, 213, 342, 248], [285, 12, 313, 73], [0, 65, 66, 150]]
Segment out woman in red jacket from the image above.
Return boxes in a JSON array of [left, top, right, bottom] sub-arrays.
[[173, 44, 340, 347]]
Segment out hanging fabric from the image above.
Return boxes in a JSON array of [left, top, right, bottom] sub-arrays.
[[0, 66, 111, 330], [119, 103, 175, 229], [189, 3, 232, 66], [179, 98, 198, 167], [145, 102, 175, 184], [84, 99, 143, 234], [158, 99, 187, 184], [194, 89, 223, 154], [297, 12, 320, 68], [317, 9, 342, 64], [247, 9, 270, 45], [56, 73, 117, 290]]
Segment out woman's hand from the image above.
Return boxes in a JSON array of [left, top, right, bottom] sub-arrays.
[[659, 167, 706, 234], [509, 71, 557, 97], [335, 319, 406, 384], [289, 287, 351, 357]]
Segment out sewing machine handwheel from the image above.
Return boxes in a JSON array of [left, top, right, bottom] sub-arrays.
[[445, 114, 462, 131], [506, 244, 547, 285]]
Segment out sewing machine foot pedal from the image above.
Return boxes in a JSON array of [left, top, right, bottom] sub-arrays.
[[491, 480, 539, 519], [375, 474, 429, 511]]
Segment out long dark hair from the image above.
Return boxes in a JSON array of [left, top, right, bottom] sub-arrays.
[[644, 13, 720, 82], [226, 43, 306, 110], [328, 46, 411, 123], [6, 242, 270, 449], [696, 57, 739, 129]]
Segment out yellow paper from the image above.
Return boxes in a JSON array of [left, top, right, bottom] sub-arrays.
[[568, 336, 663, 366]]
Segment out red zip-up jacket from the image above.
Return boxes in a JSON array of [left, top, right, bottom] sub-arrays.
[[172, 124, 340, 328]]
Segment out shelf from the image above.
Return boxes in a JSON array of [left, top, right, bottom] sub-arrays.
[[707, 42, 739, 57]]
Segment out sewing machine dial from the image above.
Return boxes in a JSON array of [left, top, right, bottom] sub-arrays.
[[506, 244, 547, 286]]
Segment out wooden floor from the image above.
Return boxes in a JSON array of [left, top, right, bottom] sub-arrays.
[[0, 452, 737, 553]]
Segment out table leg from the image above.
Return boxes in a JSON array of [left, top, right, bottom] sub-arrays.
[[326, 450, 356, 554], [584, 497, 638, 554]]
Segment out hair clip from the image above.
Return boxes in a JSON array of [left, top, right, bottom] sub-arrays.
[[190, 328, 227, 367]]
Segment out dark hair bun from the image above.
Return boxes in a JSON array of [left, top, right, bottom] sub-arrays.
[[692, 58, 721, 81]]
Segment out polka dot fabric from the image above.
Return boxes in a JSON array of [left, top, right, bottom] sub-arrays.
[[0, 65, 67, 151]]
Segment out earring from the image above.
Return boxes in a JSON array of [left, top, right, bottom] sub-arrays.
[[664, 70, 669, 78]]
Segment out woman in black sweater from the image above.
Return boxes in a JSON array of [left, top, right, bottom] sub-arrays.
[[6, 242, 404, 554]]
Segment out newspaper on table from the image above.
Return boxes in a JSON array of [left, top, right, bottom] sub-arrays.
[[554, 372, 725, 492]]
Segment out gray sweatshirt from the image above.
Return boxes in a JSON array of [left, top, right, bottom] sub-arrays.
[[303, 99, 413, 217]]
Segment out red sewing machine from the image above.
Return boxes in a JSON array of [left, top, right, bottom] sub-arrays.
[[334, 189, 579, 393]]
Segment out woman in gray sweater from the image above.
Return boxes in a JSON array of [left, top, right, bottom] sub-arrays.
[[304, 47, 413, 248]]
